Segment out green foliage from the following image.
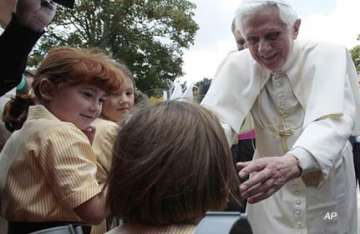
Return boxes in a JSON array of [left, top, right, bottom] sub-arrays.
[[194, 77, 212, 102], [351, 35, 360, 73], [352, 46, 360, 73], [29, 0, 199, 95]]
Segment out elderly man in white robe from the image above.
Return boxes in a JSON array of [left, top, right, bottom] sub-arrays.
[[201, 0, 360, 233]]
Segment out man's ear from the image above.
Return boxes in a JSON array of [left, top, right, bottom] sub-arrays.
[[38, 79, 56, 101], [292, 19, 301, 39]]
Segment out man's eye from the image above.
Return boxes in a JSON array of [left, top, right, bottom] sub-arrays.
[[238, 39, 246, 46], [266, 32, 280, 41], [247, 37, 258, 45]]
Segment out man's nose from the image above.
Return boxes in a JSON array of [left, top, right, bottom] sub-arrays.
[[258, 39, 272, 54]]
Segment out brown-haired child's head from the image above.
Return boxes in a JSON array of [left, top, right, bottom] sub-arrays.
[[107, 101, 241, 225]]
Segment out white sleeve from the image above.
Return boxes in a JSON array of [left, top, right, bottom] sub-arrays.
[[221, 122, 238, 147], [291, 71, 355, 180], [289, 146, 319, 175]]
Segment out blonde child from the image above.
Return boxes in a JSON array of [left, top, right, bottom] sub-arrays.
[[106, 101, 242, 234], [0, 47, 124, 234], [90, 63, 137, 234], [101, 63, 135, 126], [92, 62, 149, 184]]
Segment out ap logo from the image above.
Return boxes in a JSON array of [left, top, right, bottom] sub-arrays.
[[323, 211, 338, 221]]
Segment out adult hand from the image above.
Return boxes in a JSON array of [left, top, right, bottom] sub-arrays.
[[237, 154, 301, 204], [16, 0, 56, 32], [0, 0, 17, 27]]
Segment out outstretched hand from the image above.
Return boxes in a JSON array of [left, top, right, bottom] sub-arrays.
[[16, 0, 57, 32], [237, 154, 301, 204]]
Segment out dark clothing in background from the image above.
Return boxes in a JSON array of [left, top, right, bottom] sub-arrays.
[[226, 139, 255, 213], [350, 136, 360, 186], [0, 14, 42, 96]]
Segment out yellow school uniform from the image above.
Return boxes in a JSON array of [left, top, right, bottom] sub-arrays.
[[0, 104, 103, 222]]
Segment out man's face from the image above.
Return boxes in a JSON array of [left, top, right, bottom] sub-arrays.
[[241, 7, 300, 71]]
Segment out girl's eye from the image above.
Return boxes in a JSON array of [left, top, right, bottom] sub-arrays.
[[99, 97, 107, 103], [81, 91, 93, 98], [111, 92, 121, 97]]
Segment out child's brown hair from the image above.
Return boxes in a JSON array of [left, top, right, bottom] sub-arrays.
[[107, 100, 241, 225]]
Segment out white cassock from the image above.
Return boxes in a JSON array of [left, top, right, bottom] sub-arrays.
[[201, 40, 360, 234]]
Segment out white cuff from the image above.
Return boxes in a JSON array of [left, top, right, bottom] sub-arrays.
[[289, 147, 320, 175]]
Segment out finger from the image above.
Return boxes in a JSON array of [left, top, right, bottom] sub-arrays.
[[240, 167, 273, 192], [236, 161, 251, 170], [242, 177, 275, 198], [41, 0, 56, 12], [240, 178, 263, 198], [238, 160, 266, 178], [247, 187, 278, 204], [41, 0, 52, 9], [83, 126, 96, 143]]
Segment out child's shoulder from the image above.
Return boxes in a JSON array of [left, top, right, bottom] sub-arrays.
[[26, 118, 87, 143], [93, 118, 119, 136], [93, 118, 119, 129]]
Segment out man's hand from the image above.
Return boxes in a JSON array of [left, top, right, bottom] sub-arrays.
[[237, 154, 301, 204], [16, 0, 56, 32]]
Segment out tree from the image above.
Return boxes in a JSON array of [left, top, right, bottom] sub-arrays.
[[195, 78, 212, 102], [29, 0, 199, 96], [351, 35, 360, 73]]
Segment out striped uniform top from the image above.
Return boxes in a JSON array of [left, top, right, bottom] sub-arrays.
[[0, 104, 103, 221], [92, 118, 119, 184]]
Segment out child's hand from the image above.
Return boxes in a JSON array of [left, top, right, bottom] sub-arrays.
[[82, 126, 96, 145]]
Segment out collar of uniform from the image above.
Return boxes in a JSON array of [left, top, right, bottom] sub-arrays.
[[27, 104, 61, 122]]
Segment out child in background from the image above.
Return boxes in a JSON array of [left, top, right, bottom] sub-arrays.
[[0, 47, 124, 234], [91, 63, 143, 234], [106, 101, 242, 234], [92, 62, 150, 184], [92, 63, 136, 185], [101, 63, 135, 126]]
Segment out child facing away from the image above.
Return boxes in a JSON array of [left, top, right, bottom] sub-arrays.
[[0, 47, 125, 234], [106, 100, 242, 234]]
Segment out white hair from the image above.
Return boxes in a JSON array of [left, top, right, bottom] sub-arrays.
[[235, 0, 299, 34]]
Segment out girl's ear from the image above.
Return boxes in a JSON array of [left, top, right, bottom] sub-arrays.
[[38, 79, 56, 101]]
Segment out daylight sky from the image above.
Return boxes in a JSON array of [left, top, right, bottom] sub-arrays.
[[180, 0, 360, 83]]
